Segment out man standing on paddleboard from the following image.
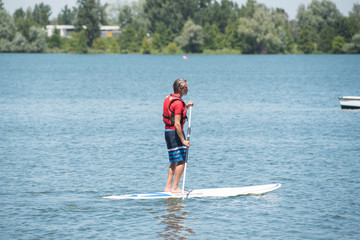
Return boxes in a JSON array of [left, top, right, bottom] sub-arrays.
[[163, 79, 194, 193]]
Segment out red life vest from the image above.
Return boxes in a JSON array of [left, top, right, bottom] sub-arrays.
[[163, 94, 187, 126]]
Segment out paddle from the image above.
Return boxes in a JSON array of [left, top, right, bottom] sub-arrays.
[[182, 105, 192, 199]]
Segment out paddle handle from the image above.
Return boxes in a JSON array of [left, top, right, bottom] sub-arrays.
[[186, 106, 192, 141]]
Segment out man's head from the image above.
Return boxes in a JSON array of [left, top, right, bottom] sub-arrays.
[[173, 78, 188, 96]]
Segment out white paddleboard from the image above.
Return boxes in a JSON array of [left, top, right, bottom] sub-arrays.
[[103, 183, 281, 200]]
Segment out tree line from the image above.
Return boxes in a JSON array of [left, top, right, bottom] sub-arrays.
[[0, 0, 359, 54]]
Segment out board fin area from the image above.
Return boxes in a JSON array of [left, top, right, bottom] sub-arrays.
[[102, 183, 281, 200]]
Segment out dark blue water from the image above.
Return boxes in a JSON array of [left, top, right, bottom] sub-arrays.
[[1, 54, 359, 239]]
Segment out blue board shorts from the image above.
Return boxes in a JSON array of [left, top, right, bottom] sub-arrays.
[[165, 129, 187, 163]]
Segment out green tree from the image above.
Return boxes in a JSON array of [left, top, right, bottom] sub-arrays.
[[217, 0, 237, 33], [109, 37, 120, 53], [47, 28, 61, 48], [76, 0, 100, 47], [141, 36, 152, 54], [278, 25, 294, 53], [10, 32, 27, 52], [0, 9, 17, 52], [203, 23, 221, 50], [271, 8, 289, 27], [154, 22, 174, 47], [0, 9, 16, 41], [76, 30, 88, 53], [203, 23, 213, 49], [13, 8, 25, 21], [177, 0, 198, 23], [297, 28, 314, 54], [0, 37, 11, 51], [296, 0, 341, 32], [332, 36, 344, 53], [151, 32, 162, 50], [15, 18, 35, 40], [33, 3, 51, 28], [96, 0, 109, 25], [28, 26, 47, 52], [92, 37, 107, 50], [118, 26, 146, 53], [318, 25, 335, 52], [116, 0, 149, 31], [224, 21, 241, 50], [58, 5, 76, 25], [144, 0, 186, 36], [193, 0, 238, 34], [238, 10, 282, 54], [118, 23, 139, 53], [118, 5, 132, 28], [349, 3, 360, 22], [194, 0, 212, 26], [214, 31, 224, 49], [245, 0, 256, 18], [136, 27, 147, 49], [0, 0, 4, 10], [175, 19, 204, 53], [15, 7, 37, 40], [66, 34, 78, 52], [342, 4, 360, 40], [343, 33, 360, 53], [166, 42, 178, 54], [334, 16, 358, 42], [201, 1, 222, 33]]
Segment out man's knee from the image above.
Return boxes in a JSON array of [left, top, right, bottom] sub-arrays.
[[177, 160, 185, 166], [170, 160, 185, 168]]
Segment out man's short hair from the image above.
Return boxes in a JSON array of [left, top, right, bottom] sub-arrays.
[[173, 78, 187, 93]]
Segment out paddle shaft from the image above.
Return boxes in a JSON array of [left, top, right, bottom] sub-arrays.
[[182, 106, 192, 198]]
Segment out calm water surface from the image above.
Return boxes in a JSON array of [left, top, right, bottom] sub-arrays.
[[0, 54, 360, 239]]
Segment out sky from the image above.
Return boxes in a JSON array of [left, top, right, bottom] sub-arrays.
[[2, 0, 359, 21]]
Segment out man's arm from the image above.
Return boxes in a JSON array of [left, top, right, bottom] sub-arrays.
[[174, 115, 190, 148]]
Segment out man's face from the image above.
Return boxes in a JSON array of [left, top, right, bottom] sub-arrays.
[[181, 82, 188, 96]]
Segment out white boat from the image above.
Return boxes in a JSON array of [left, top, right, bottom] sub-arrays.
[[339, 96, 360, 109]]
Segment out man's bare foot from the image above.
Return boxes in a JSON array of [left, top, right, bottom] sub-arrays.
[[164, 187, 172, 192], [171, 188, 187, 194]]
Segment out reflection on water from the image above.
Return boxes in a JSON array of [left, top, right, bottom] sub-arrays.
[[156, 199, 195, 239]]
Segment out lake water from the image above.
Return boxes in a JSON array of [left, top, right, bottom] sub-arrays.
[[0, 54, 359, 239]]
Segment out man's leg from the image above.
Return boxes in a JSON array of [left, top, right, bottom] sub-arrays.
[[171, 161, 185, 193], [165, 162, 178, 192]]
